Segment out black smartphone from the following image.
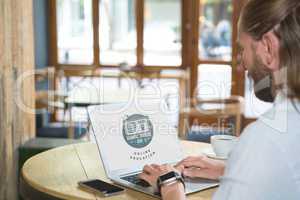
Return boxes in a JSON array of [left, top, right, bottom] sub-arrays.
[[78, 179, 125, 197]]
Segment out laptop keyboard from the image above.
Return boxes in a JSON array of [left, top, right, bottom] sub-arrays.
[[121, 173, 151, 187]]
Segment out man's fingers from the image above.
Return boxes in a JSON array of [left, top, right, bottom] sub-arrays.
[[151, 164, 161, 169], [180, 159, 207, 169], [181, 156, 217, 168], [177, 156, 205, 166], [139, 173, 151, 182], [174, 163, 185, 173], [183, 156, 205, 162], [183, 168, 218, 180], [142, 164, 155, 174]]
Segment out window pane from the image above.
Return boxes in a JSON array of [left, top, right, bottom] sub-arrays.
[[57, 0, 93, 64], [197, 64, 232, 99], [144, 0, 181, 66], [57, 76, 134, 122], [99, 0, 136, 65], [244, 72, 272, 118], [56, 75, 179, 122], [199, 0, 232, 61]]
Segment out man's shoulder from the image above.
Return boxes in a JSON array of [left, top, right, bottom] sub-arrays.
[[239, 119, 276, 141], [229, 118, 284, 165], [240, 102, 300, 145], [226, 120, 288, 181], [230, 111, 300, 171]]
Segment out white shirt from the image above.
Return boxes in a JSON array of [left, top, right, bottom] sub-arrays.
[[214, 93, 300, 200]]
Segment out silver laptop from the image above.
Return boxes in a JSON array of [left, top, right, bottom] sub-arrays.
[[87, 102, 218, 198]]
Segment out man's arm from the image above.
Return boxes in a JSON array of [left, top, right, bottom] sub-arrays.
[[139, 157, 225, 200], [161, 182, 186, 200], [177, 156, 225, 180], [139, 164, 186, 200]]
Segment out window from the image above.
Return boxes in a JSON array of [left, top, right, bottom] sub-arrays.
[[57, 0, 93, 64], [144, 0, 181, 66], [50, 0, 248, 122], [52, 0, 183, 68], [199, 0, 232, 61], [197, 64, 232, 99], [99, 0, 137, 65], [196, 0, 234, 101], [51, 0, 241, 70]]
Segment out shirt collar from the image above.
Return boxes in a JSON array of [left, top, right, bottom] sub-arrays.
[[258, 89, 300, 133]]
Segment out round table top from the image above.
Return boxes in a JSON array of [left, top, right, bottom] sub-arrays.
[[22, 140, 217, 200]]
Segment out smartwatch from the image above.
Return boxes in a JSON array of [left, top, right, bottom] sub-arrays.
[[156, 171, 185, 194]]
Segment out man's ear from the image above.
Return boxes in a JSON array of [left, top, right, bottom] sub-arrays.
[[257, 31, 280, 71]]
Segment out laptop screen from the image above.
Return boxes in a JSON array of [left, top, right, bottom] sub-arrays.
[[88, 102, 183, 174]]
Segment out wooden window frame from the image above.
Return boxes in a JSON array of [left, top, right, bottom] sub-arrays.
[[189, 0, 246, 99], [187, 0, 248, 129], [48, 0, 246, 103], [48, 0, 245, 93], [48, 0, 186, 71]]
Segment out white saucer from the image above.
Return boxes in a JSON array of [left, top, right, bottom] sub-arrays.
[[202, 148, 228, 160]]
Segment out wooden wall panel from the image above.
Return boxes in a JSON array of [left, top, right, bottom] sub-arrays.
[[0, 0, 35, 199]]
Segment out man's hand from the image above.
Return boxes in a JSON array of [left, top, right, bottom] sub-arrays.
[[139, 164, 183, 187], [176, 156, 225, 180]]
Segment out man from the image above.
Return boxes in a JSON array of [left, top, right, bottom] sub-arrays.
[[139, 0, 300, 199]]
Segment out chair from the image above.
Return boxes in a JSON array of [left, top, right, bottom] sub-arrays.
[[178, 95, 244, 142], [35, 67, 87, 139]]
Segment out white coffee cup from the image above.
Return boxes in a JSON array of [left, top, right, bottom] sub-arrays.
[[210, 135, 238, 158]]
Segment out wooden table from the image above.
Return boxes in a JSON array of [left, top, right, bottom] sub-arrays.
[[21, 140, 217, 200]]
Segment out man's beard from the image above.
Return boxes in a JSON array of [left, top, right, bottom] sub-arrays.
[[253, 75, 274, 102], [249, 55, 275, 103]]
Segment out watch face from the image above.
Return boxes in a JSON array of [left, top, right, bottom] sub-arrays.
[[160, 171, 176, 181]]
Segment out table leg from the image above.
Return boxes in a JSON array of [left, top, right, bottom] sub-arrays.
[[68, 105, 75, 138]]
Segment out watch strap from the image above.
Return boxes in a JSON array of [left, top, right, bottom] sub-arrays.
[[156, 171, 185, 195]]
